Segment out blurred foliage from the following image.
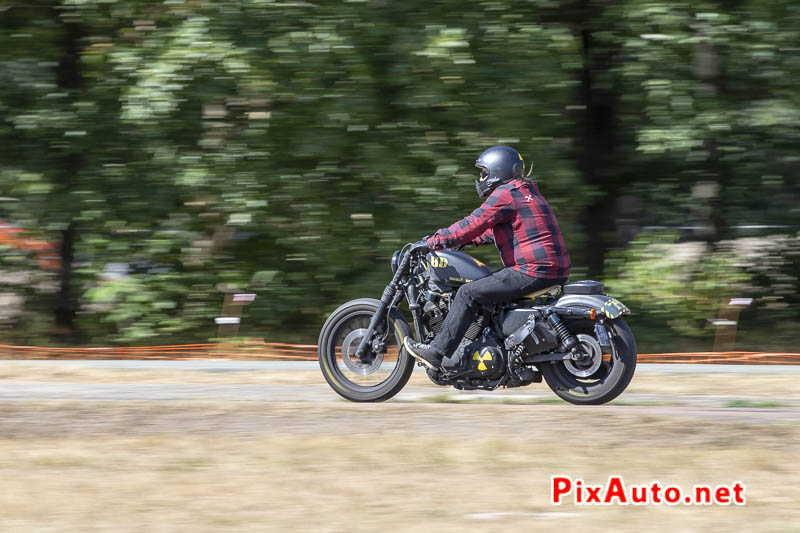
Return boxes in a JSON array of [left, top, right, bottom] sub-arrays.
[[0, 0, 798, 350], [605, 232, 751, 342]]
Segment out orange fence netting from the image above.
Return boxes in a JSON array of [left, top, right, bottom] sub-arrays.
[[0, 343, 318, 361]]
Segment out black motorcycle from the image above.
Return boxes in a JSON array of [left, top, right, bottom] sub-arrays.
[[318, 242, 636, 404]]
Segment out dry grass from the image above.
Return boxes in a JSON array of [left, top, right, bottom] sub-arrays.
[[1, 364, 799, 531], [1, 429, 798, 532], [623, 372, 800, 398]]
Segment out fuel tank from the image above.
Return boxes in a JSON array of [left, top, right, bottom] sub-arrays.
[[426, 249, 492, 289]]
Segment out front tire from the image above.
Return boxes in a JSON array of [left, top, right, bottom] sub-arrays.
[[540, 317, 637, 405], [318, 298, 415, 402]]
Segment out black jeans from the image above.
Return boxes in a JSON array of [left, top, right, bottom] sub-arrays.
[[430, 268, 567, 357]]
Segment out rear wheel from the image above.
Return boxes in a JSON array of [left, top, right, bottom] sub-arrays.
[[318, 298, 415, 402], [540, 317, 637, 405]]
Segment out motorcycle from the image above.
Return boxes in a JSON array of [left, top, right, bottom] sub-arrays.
[[318, 242, 637, 404]]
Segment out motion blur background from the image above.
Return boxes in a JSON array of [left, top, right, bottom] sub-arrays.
[[1, 0, 798, 352]]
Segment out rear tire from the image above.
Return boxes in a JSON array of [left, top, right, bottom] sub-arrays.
[[318, 298, 415, 402], [540, 317, 637, 405]]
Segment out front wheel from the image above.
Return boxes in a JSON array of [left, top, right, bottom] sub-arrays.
[[540, 317, 637, 405], [318, 298, 415, 402]]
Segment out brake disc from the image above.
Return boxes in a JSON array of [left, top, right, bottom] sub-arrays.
[[564, 333, 603, 378], [341, 328, 383, 375]]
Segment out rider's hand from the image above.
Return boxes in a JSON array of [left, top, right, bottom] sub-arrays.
[[411, 237, 430, 252]]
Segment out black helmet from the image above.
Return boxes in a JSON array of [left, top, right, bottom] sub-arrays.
[[474, 145, 525, 198]]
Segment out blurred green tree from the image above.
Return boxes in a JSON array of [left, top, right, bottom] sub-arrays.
[[0, 0, 797, 349]]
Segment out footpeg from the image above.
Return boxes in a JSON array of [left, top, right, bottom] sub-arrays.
[[516, 366, 539, 382]]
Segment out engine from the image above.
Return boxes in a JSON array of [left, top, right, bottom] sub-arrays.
[[422, 290, 506, 381], [424, 295, 484, 341], [438, 329, 506, 381], [423, 298, 449, 335]]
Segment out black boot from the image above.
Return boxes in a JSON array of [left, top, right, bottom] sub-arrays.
[[403, 337, 443, 369]]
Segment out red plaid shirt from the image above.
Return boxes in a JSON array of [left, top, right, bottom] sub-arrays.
[[426, 179, 571, 279]]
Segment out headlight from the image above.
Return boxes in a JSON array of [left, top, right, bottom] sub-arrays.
[[391, 250, 400, 274]]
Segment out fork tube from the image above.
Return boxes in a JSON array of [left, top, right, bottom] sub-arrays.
[[355, 283, 396, 358], [355, 252, 410, 357], [406, 283, 424, 340]]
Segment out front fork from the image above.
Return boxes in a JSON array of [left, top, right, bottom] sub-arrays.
[[355, 249, 432, 362], [354, 283, 424, 364], [354, 283, 397, 360], [354, 250, 415, 359], [405, 283, 424, 341]]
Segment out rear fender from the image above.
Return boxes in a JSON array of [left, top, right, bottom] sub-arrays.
[[553, 294, 630, 319]]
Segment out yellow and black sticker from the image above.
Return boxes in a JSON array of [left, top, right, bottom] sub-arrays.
[[473, 349, 493, 372], [430, 255, 449, 268], [601, 298, 630, 319]]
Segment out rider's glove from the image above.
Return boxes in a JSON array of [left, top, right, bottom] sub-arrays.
[[412, 237, 430, 252]]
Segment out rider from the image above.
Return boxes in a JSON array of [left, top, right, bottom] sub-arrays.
[[403, 145, 571, 369]]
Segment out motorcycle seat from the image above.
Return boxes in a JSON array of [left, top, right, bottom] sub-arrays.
[[522, 285, 563, 299], [562, 280, 604, 294]]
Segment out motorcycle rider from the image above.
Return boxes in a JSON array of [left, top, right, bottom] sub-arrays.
[[403, 146, 571, 369]]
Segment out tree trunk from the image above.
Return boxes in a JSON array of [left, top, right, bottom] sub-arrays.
[[52, 13, 83, 342], [575, 12, 619, 279], [54, 223, 77, 338], [693, 39, 725, 245]]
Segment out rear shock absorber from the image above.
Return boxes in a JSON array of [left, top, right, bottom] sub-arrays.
[[547, 312, 578, 352]]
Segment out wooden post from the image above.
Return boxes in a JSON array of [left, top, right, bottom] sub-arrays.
[[712, 298, 752, 351], [216, 293, 256, 338]]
